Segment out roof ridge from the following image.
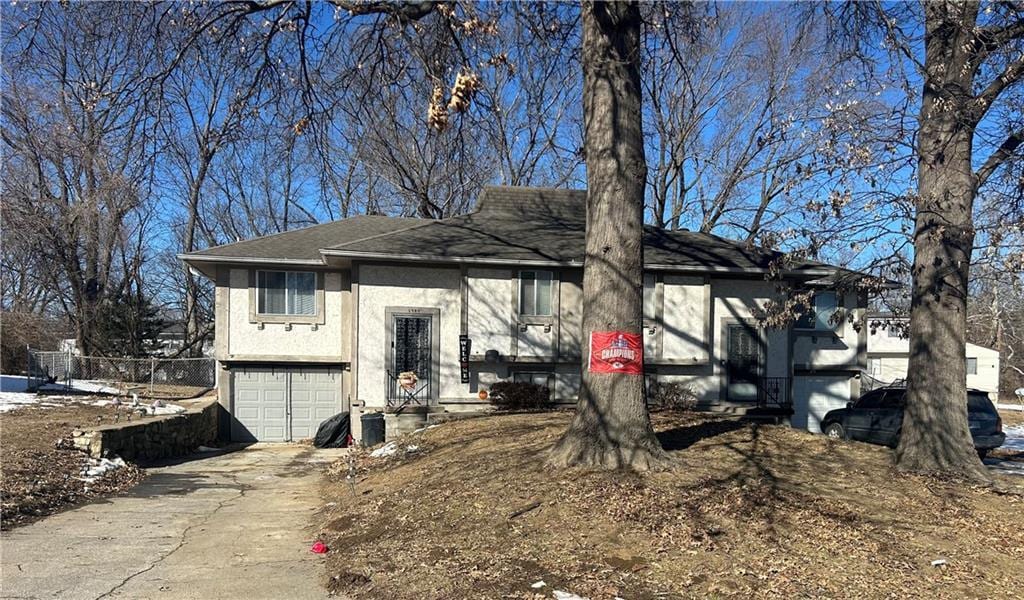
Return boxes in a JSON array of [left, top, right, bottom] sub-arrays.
[[481, 184, 586, 194]]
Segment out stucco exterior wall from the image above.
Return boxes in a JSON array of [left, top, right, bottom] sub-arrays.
[[866, 318, 909, 353], [661, 275, 708, 362], [792, 290, 862, 369], [357, 265, 463, 406], [558, 271, 584, 360], [871, 356, 910, 383], [224, 268, 347, 360], [467, 268, 513, 358]]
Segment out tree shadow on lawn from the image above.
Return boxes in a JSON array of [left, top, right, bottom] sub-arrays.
[[655, 417, 748, 451], [655, 418, 904, 542]]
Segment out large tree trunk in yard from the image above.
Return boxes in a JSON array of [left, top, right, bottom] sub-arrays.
[[895, 3, 988, 482], [549, 1, 668, 470]]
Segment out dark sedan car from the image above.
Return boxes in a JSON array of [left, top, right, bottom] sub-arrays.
[[821, 386, 1006, 457]]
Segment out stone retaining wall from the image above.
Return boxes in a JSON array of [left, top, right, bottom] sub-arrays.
[[73, 398, 219, 461]]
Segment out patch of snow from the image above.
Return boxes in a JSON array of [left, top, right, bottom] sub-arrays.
[[531, 580, 547, 589], [38, 379, 120, 395], [411, 424, 441, 434], [406, 444, 419, 453], [0, 392, 41, 412], [553, 592, 589, 600], [986, 458, 1024, 476], [1003, 425, 1024, 452], [997, 403, 1024, 412], [369, 442, 398, 458], [147, 403, 186, 416], [79, 456, 126, 483]]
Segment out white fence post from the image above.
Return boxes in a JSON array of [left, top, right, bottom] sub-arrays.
[[150, 356, 156, 398]]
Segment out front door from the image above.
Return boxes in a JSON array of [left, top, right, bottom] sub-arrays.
[[391, 315, 433, 403], [725, 323, 761, 402]]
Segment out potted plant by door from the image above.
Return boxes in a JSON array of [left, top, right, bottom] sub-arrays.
[[398, 371, 418, 390]]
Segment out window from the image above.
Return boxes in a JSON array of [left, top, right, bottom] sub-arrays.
[[878, 389, 906, 409], [796, 291, 838, 331], [519, 271, 553, 316], [513, 372, 551, 389], [257, 271, 316, 316], [643, 273, 657, 321], [855, 390, 884, 409], [966, 357, 978, 375]]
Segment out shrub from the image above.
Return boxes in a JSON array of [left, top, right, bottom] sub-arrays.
[[488, 381, 554, 411], [648, 381, 699, 411]]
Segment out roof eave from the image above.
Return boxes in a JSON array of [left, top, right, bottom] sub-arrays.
[[318, 248, 581, 268], [177, 253, 326, 266]]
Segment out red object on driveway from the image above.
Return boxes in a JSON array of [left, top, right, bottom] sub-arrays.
[[311, 541, 328, 554], [588, 331, 643, 374]]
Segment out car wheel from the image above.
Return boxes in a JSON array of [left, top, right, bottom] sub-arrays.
[[824, 423, 846, 440], [977, 449, 989, 460]]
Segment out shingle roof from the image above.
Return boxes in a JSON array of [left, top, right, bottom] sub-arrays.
[[182, 186, 849, 278], [323, 186, 833, 274], [184, 215, 423, 261]]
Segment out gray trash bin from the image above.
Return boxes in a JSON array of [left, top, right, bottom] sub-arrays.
[[361, 412, 385, 446]]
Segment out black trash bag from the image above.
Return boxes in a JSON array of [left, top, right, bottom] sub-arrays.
[[313, 412, 350, 448]]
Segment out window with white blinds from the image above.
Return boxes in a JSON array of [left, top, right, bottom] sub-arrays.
[[519, 271, 553, 316], [257, 271, 316, 316]]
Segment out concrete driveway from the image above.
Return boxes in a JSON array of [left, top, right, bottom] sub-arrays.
[[1, 444, 346, 600]]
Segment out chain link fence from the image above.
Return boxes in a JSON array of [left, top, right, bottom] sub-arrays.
[[27, 349, 216, 400]]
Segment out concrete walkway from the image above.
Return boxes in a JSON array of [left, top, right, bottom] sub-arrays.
[[1, 445, 347, 600]]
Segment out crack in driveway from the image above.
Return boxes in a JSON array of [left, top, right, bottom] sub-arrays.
[[94, 474, 250, 599]]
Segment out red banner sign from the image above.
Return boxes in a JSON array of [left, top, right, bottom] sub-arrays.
[[589, 331, 643, 374]]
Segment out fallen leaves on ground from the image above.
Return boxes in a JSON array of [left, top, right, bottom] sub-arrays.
[[318, 411, 1024, 599], [1, 403, 144, 529]]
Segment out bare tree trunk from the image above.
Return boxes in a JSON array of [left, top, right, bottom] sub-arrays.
[[895, 3, 987, 482], [550, 0, 667, 470], [182, 155, 211, 358]]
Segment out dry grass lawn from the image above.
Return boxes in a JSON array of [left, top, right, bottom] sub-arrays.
[[319, 411, 1024, 599]]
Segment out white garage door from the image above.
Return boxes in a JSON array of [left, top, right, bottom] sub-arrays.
[[792, 376, 851, 433], [232, 367, 343, 442]]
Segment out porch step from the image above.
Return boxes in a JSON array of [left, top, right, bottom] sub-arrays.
[[695, 402, 793, 418], [425, 411, 490, 425]]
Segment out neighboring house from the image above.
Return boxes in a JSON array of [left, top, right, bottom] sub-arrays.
[[866, 313, 1000, 397], [59, 322, 214, 358], [180, 186, 878, 442]]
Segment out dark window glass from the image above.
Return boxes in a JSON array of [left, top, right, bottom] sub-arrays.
[[879, 389, 906, 408], [856, 390, 884, 409], [967, 392, 995, 414]]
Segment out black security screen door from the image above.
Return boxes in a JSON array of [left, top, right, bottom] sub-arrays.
[[726, 324, 760, 402], [393, 315, 432, 399]]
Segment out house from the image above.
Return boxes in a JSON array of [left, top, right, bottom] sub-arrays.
[[59, 320, 214, 358], [866, 313, 1000, 397], [180, 186, 877, 442]]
